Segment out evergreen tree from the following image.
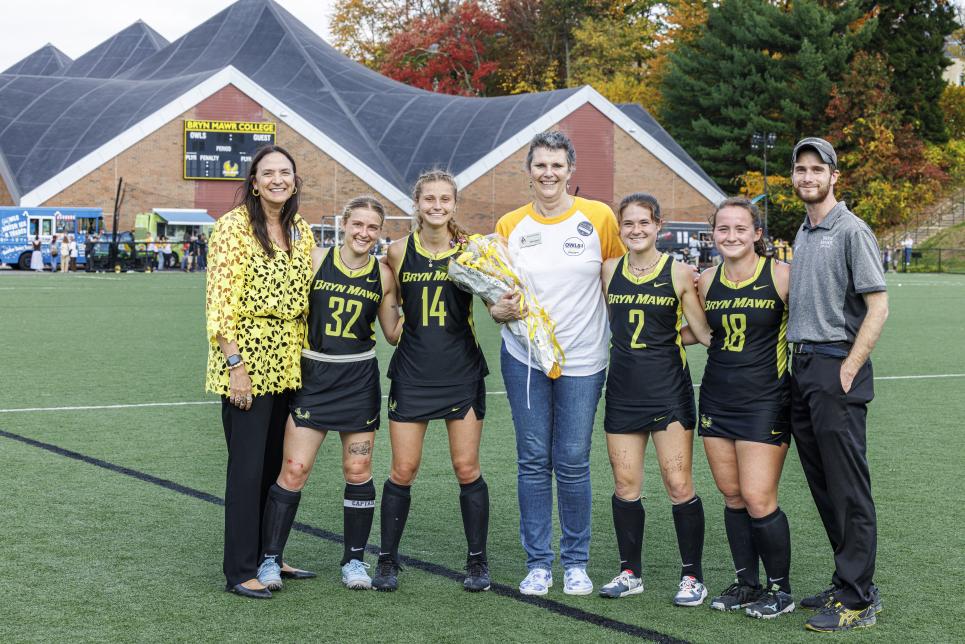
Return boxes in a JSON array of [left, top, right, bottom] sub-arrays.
[[660, 0, 865, 189], [863, 0, 958, 143]]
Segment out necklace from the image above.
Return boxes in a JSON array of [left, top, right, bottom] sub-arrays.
[[628, 253, 663, 274], [339, 247, 368, 270], [723, 261, 757, 285]]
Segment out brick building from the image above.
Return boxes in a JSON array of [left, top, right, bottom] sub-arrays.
[[0, 0, 724, 240]]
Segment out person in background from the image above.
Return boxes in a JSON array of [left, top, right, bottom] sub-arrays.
[[68, 234, 78, 271], [85, 234, 97, 273], [48, 235, 59, 272], [197, 233, 208, 271], [30, 236, 44, 271], [59, 235, 70, 273], [902, 235, 913, 270]]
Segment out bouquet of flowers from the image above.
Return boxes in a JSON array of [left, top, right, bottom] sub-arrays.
[[448, 234, 564, 379]]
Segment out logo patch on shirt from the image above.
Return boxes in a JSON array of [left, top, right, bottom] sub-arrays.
[[563, 237, 585, 256], [820, 235, 835, 249], [576, 221, 594, 236], [520, 232, 542, 248]]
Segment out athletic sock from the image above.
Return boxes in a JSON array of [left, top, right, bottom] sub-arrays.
[[261, 484, 301, 562], [459, 477, 490, 561], [751, 507, 791, 593], [341, 478, 376, 565], [379, 478, 411, 563], [724, 506, 761, 588], [672, 495, 705, 582], [611, 495, 645, 578]]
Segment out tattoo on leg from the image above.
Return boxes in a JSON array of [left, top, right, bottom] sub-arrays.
[[348, 440, 372, 456]]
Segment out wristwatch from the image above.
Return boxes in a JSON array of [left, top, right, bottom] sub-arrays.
[[226, 353, 244, 369]]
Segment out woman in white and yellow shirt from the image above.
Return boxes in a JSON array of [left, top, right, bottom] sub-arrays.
[[490, 131, 625, 597], [205, 145, 315, 599]]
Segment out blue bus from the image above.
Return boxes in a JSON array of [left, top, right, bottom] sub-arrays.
[[0, 207, 104, 269]]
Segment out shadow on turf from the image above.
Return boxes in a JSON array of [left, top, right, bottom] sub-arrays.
[[0, 428, 688, 644]]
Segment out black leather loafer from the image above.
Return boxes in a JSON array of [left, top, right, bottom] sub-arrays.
[[280, 567, 317, 580], [225, 583, 271, 599]]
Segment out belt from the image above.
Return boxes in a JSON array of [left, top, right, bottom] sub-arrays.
[[301, 348, 376, 363], [791, 342, 851, 358]]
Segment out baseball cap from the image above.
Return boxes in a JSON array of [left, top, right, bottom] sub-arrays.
[[791, 137, 837, 167]]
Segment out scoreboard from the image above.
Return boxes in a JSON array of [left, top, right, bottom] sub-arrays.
[[183, 120, 276, 180]]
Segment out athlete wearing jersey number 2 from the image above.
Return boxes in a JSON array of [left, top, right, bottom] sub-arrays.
[[692, 197, 795, 619], [256, 197, 402, 592], [373, 169, 492, 593], [598, 194, 713, 605]]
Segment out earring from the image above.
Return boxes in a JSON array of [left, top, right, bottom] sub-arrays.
[[251, 187, 260, 197], [292, 186, 298, 195]]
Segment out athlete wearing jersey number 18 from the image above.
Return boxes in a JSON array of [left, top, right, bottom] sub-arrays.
[[687, 197, 795, 620], [599, 193, 713, 606]]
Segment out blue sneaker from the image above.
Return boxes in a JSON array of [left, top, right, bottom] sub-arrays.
[[563, 567, 594, 596], [257, 555, 283, 591], [341, 559, 372, 590], [519, 568, 553, 596]]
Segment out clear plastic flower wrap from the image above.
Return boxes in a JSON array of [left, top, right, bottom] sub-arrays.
[[448, 234, 564, 379]]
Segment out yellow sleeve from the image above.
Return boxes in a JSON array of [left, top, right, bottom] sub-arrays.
[[205, 209, 250, 344], [496, 205, 529, 239], [589, 201, 626, 260]]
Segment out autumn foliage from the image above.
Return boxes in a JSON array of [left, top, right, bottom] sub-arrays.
[[378, 2, 502, 96]]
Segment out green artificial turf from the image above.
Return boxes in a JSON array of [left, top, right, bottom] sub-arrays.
[[0, 270, 963, 643]]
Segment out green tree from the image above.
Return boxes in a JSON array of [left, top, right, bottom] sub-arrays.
[[660, 0, 866, 189], [862, 0, 959, 142]]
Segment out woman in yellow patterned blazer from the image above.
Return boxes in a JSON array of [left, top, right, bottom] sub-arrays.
[[205, 145, 315, 599]]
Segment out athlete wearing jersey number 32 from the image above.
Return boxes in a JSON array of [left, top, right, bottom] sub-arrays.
[[256, 197, 402, 593], [598, 193, 712, 606]]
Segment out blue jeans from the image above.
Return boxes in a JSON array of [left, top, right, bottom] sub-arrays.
[[500, 343, 605, 570]]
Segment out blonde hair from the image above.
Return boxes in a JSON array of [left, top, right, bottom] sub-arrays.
[[412, 169, 470, 243], [342, 195, 386, 223]]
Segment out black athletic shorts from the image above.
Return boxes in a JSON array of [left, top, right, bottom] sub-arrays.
[[697, 401, 791, 446], [289, 356, 381, 433], [604, 391, 696, 434], [387, 379, 486, 422]]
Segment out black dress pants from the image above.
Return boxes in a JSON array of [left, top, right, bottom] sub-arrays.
[[221, 391, 289, 586], [790, 353, 876, 609]]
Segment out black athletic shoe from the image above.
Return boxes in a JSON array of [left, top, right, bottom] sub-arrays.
[[745, 586, 795, 619], [463, 558, 491, 592], [804, 601, 876, 632], [710, 581, 764, 611], [372, 556, 400, 592], [801, 584, 882, 614]]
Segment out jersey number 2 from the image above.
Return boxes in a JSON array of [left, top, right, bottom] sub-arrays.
[[721, 313, 747, 352], [326, 296, 362, 338], [629, 310, 647, 349], [422, 286, 447, 326]]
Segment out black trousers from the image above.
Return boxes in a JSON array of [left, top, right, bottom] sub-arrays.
[[221, 391, 289, 586], [790, 353, 877, 609]]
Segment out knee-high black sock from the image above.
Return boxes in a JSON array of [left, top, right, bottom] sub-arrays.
[[261, 484, 301, 561], [342, 479, 376, 565], [459, 477, 489, 561], [725, 506, 760, 588], [612, 495, 645, 578], [379, 479, 411, 562], [672, 495, 705, 582], [751, 507, 791, 593]]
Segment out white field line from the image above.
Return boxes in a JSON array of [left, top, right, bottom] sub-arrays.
[[0, 374, 963, 414]]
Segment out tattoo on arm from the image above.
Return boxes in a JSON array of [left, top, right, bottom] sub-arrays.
[[348, 440, 372, 456]]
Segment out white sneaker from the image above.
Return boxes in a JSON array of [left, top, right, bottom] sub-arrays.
[[673, 575, 708, 606], [341, 559, 372, 590], [599, 570, 644, 598], [563, 567, 594, 596], [519, 568, 553, 596]]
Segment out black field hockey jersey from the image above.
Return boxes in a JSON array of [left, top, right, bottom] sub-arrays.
[[606, 254, 690, 402], [700, 256, 789, 409], [306, 249, 382, 355], [387, 233, 488, 385]]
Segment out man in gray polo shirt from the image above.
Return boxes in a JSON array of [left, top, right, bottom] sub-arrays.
[[787, 137, 889, 632]]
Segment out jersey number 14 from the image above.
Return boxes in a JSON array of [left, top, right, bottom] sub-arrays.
[[422, 286, 447, 326]]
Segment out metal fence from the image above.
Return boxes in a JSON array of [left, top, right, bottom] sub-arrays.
[[894, 248, 965, 274]]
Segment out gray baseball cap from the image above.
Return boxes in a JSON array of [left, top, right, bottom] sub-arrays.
[[792, 137, 837, 167]]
